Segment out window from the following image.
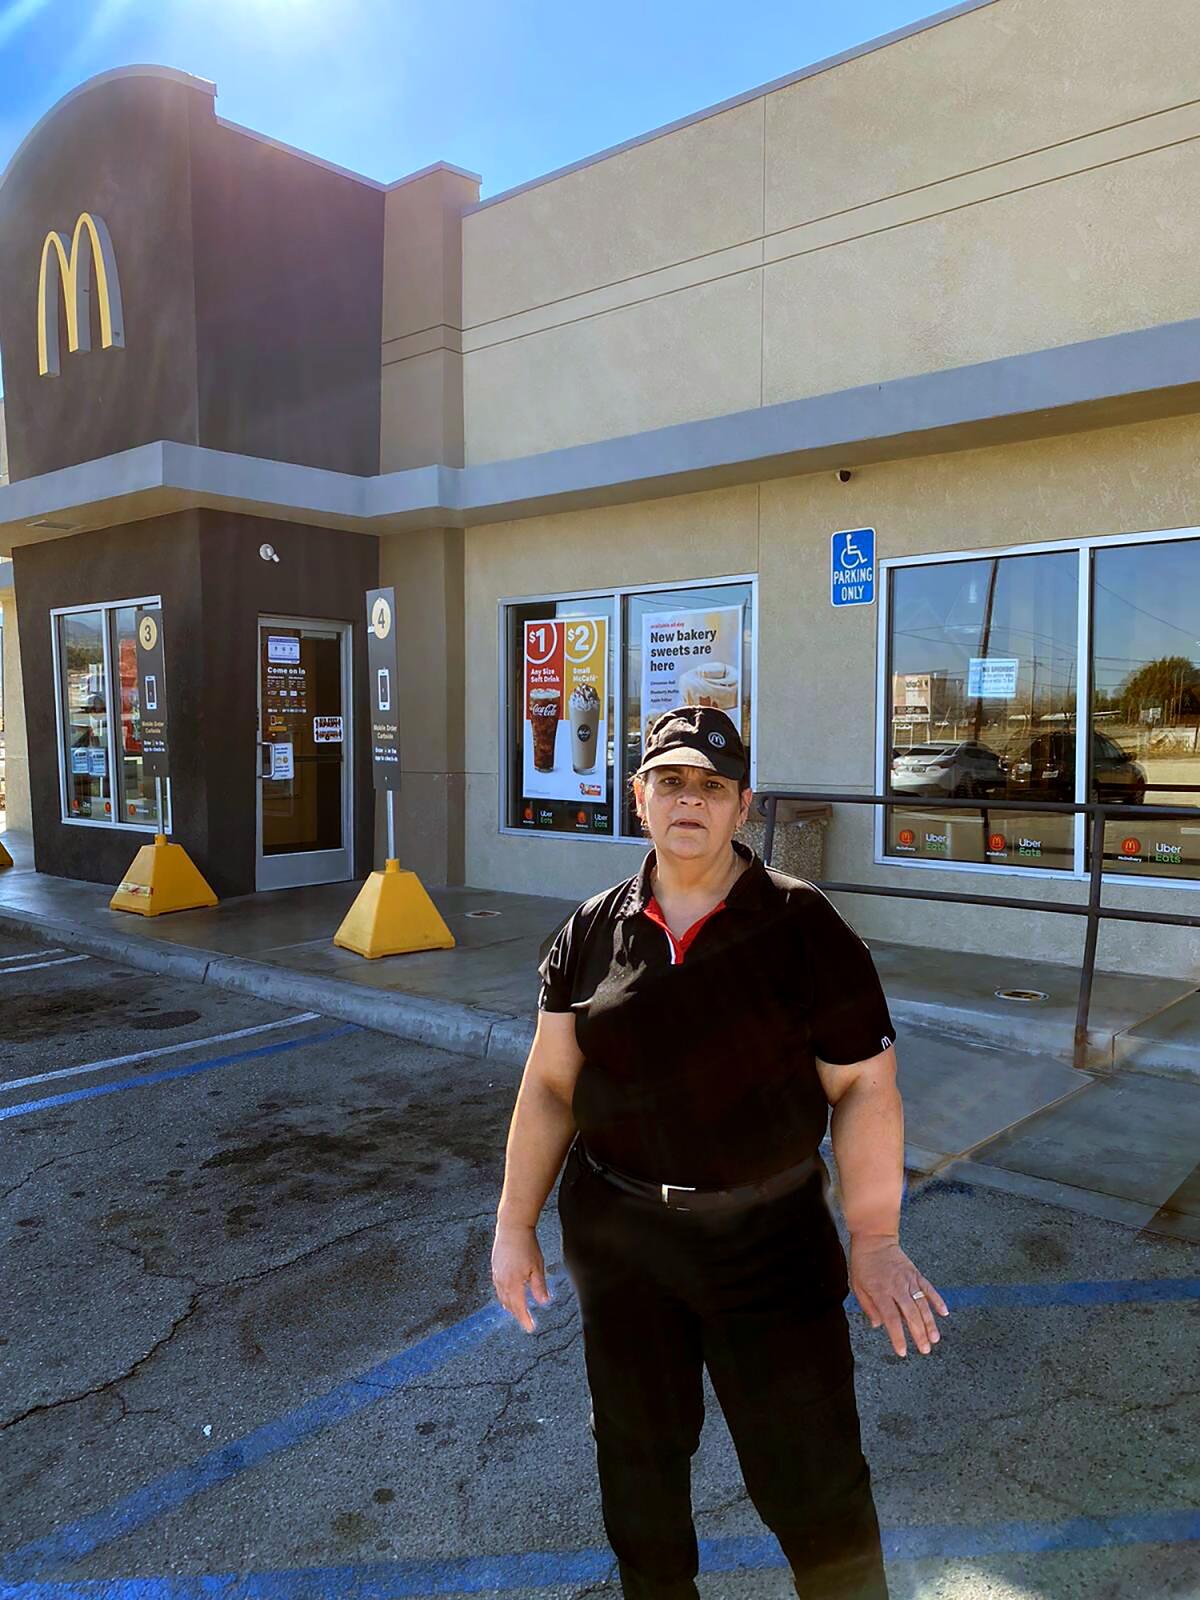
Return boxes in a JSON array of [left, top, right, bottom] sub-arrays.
[[1092, 539, 1200, 879], [54, 599, 171, 830], [505, 597, 615, 836], [883, 529, 1200, 883], [502, 577, 756, 841], [886, 550, 1079, 870], [619, 582, 753, 838]]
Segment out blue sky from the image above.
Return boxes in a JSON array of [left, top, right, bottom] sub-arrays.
[[0, 0, 953, 197], [0, 0, 955, 401]]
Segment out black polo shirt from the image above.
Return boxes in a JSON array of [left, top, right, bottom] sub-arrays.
[[538, 840, 895, 1189]]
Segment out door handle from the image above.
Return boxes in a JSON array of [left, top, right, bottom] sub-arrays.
[[257, 740, 273, 780]]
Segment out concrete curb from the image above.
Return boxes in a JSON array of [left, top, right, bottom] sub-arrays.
[[0, 903, 216, 984], [888, 996, 1112, 1070], [2, 902, 1185, 1080], [0, 903, 528, 1066]]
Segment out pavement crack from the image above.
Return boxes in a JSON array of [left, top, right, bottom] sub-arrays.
[[574, 1557, 620, 1597], [0, 1286, 203, 1434], [695, 1486, 750, 1520], [4, 1215, 406, 1431], [195, 1213, 404, 1294], [1, 1130, 140, 1206], [1, 1155, 60, 1204], [474, 1320, 583, 1470]]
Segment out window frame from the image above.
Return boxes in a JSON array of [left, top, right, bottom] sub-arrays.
[[498, 571, 759, 846], [51, 594, 173, 834], [876, 524, 1200, 891]]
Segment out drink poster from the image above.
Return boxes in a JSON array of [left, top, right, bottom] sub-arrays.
[[640, 605, 744, 746], [522, 617, 608, 802]]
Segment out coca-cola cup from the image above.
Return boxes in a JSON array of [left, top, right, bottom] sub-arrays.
[[529, 688, 561, 771]]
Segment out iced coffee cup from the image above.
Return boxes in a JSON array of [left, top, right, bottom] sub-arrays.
[[679, 661, 739, 712], [529, 688, 561, 771], [569, 682, 601, 773]]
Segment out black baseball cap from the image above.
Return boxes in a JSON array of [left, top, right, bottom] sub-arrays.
[[636, 706, 748, 783]]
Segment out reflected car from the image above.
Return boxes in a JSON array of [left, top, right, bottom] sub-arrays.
[[889, 740, 1007, 798], [1001, 731, 1147, 803]]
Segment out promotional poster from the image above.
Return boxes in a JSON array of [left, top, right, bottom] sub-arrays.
[[640, 605, 744, 744], [522, 617, 608, 803]]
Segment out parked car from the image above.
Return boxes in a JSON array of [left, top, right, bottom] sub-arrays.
[[1001, 730, 1147, 803], [890, 740, 1007, 798]]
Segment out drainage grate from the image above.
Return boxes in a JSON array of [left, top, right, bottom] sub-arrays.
[[464, 909, 503, 919], [994, 987, 1050, 1003]]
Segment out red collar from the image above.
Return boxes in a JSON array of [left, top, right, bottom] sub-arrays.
[[641, 894, 728, 965]]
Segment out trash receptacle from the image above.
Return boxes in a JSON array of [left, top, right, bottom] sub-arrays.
[[737, 799, 831, 879]]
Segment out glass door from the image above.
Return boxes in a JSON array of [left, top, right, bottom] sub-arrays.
[[256, 618, 352, 890]]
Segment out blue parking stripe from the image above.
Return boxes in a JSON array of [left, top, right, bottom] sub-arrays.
[[3, 1272, 1198, 1586], [0, 1025, 358, 1122], [0, 1510, 1197, 1598], [0, 1295, 519, 1586]]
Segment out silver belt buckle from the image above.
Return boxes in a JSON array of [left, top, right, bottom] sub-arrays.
[[661, 1182, 697, 1204]]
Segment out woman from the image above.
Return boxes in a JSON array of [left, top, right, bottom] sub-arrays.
[[492, 706, 948, 1600]]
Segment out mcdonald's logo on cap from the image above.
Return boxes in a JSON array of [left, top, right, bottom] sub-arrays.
[[37, 212, 124, 377]]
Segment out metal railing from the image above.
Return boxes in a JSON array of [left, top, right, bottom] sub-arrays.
[[758, 787, 1200, 1071]]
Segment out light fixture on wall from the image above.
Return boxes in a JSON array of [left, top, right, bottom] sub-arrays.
[[258, 543, 280, 563]]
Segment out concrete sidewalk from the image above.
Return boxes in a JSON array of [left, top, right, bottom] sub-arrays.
[[1, 829, 1197, 1242], [0, 828, 1195, 1076]]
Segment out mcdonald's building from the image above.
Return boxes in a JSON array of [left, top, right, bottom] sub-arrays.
[[1, 0, 1199, 980]]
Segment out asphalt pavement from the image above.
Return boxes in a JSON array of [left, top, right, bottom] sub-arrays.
[[1, 927, 1197, 1600]]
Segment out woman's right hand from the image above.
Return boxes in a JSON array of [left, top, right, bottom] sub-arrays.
[[491, 1220, 553, 1334]]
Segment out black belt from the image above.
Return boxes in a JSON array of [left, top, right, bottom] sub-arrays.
[[576, 1140, 822, 1211]]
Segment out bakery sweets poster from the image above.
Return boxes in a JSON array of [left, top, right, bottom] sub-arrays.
[[640, 605, 744, 746]]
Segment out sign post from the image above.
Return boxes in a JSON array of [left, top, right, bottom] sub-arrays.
[[110, 607, 217, 916], [333, 587, 454, 958]]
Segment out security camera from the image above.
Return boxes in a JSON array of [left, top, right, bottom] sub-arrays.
[[835, 469, 853, 484]]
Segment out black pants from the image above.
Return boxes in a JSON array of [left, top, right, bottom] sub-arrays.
[[558, 1139, 889, 1600]]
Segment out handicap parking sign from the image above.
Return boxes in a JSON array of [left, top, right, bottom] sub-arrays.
[[831, 527, 876, 607]]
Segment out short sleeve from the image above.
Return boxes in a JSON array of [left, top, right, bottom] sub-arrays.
[[802, 891, 896, 1064], [537, 911, 580, 1013]]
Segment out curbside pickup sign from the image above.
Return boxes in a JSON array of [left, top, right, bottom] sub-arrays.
[[831, 527, 876, 608]]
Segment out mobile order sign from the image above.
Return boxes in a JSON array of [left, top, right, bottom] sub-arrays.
[[831, 527, 876, 607]]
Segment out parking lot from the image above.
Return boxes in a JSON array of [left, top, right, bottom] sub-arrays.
[[1, 925, 1197, 1600]]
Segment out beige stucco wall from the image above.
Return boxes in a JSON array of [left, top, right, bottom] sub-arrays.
[[381, 168, 479, 472], [461, 0, 1200, 464], [464, 411, 1200, 979], [0, 580, 31, 832]]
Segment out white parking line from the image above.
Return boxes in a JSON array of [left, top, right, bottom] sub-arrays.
[[2, 1011, 322, 1093], [2, 954, 90, 974], [0, 948, 66, 964]]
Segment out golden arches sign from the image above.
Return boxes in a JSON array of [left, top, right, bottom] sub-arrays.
[[37, 211, 124, 378]]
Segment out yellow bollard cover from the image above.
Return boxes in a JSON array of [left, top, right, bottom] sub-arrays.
[[333, 860, 456, 958], [110, 837, 219, 917]]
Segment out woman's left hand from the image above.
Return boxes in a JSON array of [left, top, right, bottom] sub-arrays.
[[849, 1234, 950, 1357]]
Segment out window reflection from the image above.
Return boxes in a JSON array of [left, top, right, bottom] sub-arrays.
[[60, 611, 110, 820], [113, 606, 156, 826], [886, 551, 1079, 869], [1093, 541, 1200, 878]]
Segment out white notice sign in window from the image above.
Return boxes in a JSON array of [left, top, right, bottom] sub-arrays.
[[967, 657, 1019, 699], [267, 636, 300, 664]]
